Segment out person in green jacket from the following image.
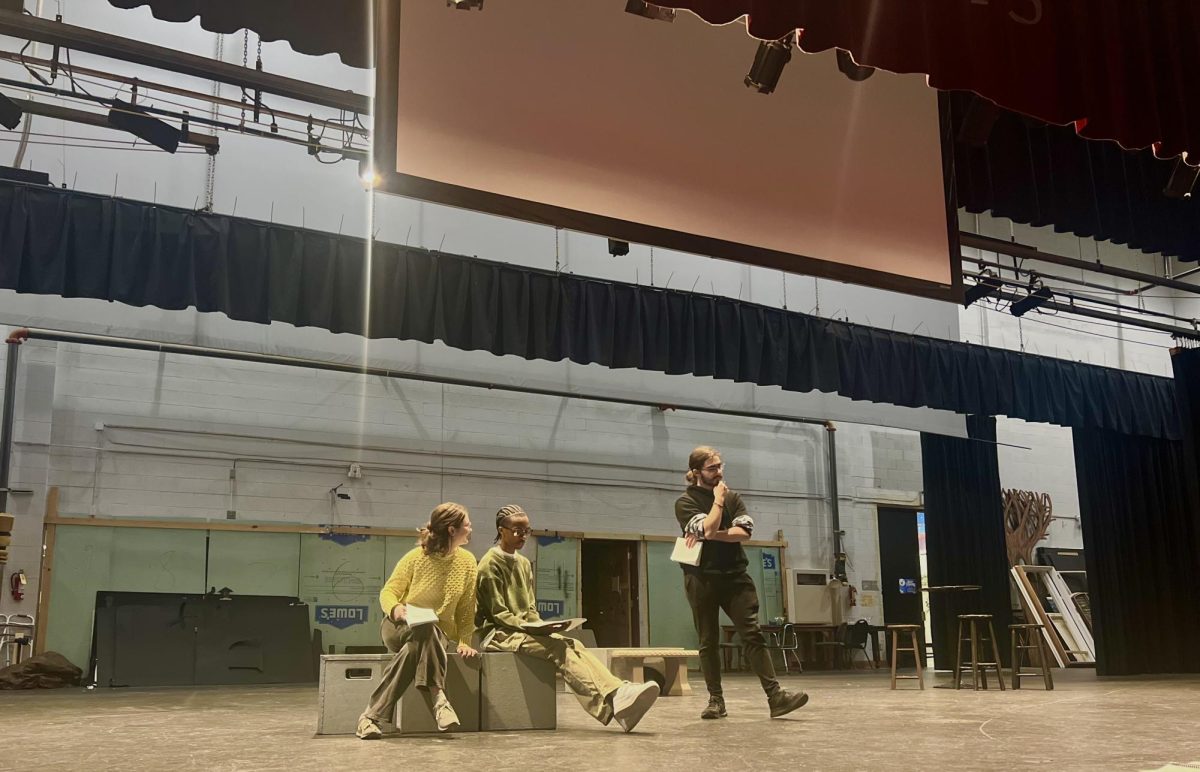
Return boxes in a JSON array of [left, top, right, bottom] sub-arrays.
[[475, 504, 660, 732]]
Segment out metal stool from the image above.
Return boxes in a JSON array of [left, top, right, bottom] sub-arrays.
[[0, 613, 34, 668], [1009, 623, 1053, 690], [954, 614, 1005, 690], [887, 624, 924, 690]]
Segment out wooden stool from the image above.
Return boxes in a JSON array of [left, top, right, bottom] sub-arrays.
[[887, 624, 924, 690], [954, 614, 1005, 690], [1009, 624, 1054, 690]]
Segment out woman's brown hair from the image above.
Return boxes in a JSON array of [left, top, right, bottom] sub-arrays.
[[419, 502, 468, 556]]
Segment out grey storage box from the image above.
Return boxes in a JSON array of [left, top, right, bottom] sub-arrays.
[[317, 653, 481, 735], [480, 651, 557, 731]]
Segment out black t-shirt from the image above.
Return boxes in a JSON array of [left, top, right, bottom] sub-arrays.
[[674, 485, 749, 575]]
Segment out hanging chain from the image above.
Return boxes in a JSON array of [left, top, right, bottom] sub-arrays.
[[239, 30, 249, 128], [203, 34, 223, 211]]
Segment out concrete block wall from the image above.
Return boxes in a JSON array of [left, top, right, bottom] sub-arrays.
[[0, 335, 929, 625]]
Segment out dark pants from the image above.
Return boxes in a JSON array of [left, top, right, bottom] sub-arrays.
[[684, 571, 780, 699], [362, 618, 449, 724]]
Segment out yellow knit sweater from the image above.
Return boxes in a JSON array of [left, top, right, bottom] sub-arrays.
[[379, 546, 478, 645]]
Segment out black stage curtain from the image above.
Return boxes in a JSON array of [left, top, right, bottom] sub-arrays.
[[0, 181, 1181, 440], [107, 0, 372, 68], [1071, 347, 1200, 676], [950, 93, 1200, 264], [921, 415, 1012, 669], [1172, 347, 1200, 479]]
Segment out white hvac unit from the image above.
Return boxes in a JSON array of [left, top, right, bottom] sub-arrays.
[[787, 570, 852, 625], [788, 570, 833, 624]]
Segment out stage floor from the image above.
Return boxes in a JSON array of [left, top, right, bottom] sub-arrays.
[[3, 669, 1198, 771]]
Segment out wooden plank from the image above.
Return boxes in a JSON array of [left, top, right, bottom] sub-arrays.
[[1045, 567, 1096, 659], [32, 521, 55, 655], [1025, 565, 1095, 663], [1011, 566, 1068, 667]]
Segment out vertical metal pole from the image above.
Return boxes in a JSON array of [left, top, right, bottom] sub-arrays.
[[0, 330, 26, 513], [825, 421, 846, 580]]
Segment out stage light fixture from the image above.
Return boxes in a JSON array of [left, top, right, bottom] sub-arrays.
[[963, 270, 1002, 307], [608, 239, 630, 257], [745, 33, 794, 95], [107, 100, 180, 153], [358, 158, 382, 188], [1010, 285, 1054, 317], [835, 49, 875, 82], [447, 0, 483, 9], [1164, 155, 1199, 199], [0, 92, 22, 130], [625, 0, 675, 21]]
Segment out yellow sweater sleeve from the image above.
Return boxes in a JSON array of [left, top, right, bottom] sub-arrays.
[[454, 553, 478, 646], [379, 550, 416, 616]]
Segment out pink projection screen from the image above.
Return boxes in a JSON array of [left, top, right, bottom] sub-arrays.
[[374, 1, 960, 302]]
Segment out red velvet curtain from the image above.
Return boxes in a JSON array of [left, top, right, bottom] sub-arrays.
[[656, 1, 1200, 160]]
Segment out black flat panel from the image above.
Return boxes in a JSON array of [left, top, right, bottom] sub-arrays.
[[91, 592, 314, 687]]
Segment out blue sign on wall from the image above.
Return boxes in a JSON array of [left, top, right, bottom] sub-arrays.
[[316, 605, 369, 629], [537, 600, 565, 619], [898, 578, 918, 595], [761, 553, 777, 570]]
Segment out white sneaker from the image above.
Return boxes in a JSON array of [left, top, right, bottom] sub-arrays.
[[356, 715, 383, 740], [611, 681, 660, 733], [433, 693, 460, 732]]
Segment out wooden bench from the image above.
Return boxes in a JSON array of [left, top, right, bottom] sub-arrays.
[[607, 648, 698, 696]]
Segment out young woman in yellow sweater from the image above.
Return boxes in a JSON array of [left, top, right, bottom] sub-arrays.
[[356, 502, 479, 739]]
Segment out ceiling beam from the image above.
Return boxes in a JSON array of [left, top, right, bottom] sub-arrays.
[[960, 231, 1200, 296], [0, 10, 369, 115], [989, 288, 1200, 340], [7, 95, 219, 153]]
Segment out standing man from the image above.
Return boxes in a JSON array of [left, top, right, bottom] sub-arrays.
[[476, 505, 660, 732], [675, 446, 809, 720]]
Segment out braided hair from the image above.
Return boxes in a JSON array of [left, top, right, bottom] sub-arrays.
[[494, 504, 528, 543]]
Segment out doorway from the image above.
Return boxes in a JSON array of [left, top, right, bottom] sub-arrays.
[[580, 539, 640, 647], [876, 507, 930, 662]]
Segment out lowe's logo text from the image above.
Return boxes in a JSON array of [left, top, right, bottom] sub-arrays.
[[537, 600, 565, 619], [316, 605, 369, 629]]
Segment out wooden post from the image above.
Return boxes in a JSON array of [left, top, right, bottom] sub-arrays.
[[33, 486, 59, 655]]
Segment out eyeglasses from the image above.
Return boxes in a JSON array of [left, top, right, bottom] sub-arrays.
[[501, 526, 532, 537], [701, 463, 725, 473]]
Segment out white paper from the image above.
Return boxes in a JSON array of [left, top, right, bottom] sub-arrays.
[[522, 618, 586, 635], [405, 605, 440, 627], [670, 537, 702, 566]]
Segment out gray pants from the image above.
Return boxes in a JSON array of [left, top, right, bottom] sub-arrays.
[[362, 617, 449, 724]]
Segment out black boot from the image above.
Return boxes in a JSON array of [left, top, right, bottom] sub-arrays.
[[768, 689, 809, 718], [700, 694, 727, 719]]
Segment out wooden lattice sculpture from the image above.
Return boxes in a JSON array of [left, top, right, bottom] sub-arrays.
[[1003, 489, 1053, 567]]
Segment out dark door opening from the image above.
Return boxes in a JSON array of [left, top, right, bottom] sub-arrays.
[[877, 507, 925, 662], [580, 539, 640, 647]]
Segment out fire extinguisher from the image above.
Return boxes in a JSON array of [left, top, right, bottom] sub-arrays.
[[9, 569, 26, 601]]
